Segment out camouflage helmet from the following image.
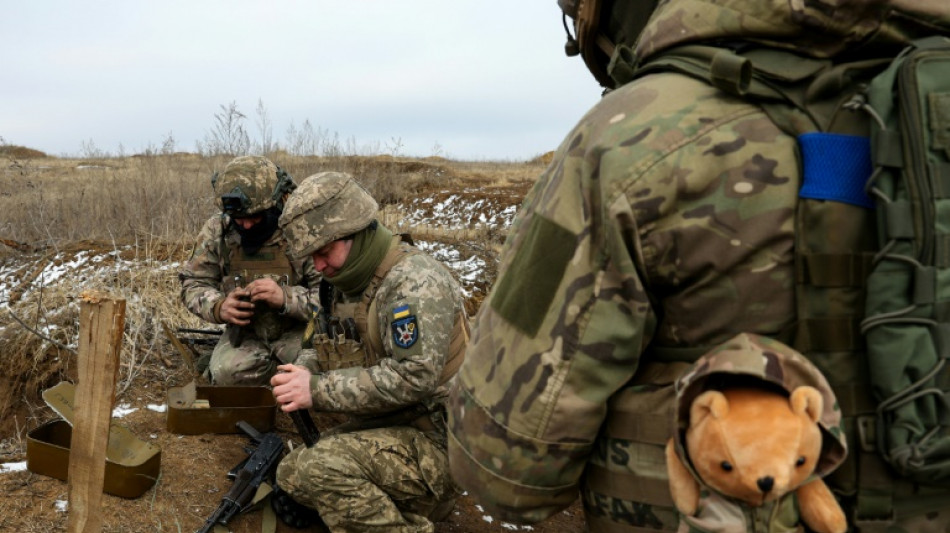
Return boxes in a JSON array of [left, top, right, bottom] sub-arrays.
[[211, 155, 296, 217], [278, 171, 378, 260]]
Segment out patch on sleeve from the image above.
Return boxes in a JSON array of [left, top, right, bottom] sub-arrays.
[[490, 212, 576, 336], [391, 305, 419, 349]]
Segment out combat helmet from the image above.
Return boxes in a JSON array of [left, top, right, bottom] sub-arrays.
[[560, 0, 950, 91], [278, 171, 378, 260], [212, 155, 296, 218], [558, 0, 660, 89]]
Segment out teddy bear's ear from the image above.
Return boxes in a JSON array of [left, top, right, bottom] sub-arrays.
[[690, 390, 729, 425], [666, 438, 700, 515], [790, 386, 824, 424]]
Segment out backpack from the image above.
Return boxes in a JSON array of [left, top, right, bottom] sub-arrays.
[[859, 37, 950, 483], [629, 35, 950, 519]]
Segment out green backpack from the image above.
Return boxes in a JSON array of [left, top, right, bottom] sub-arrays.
[[859, 37, 950, 483], [627, 35, 950, 520]]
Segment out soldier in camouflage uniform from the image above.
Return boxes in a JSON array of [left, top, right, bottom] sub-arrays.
[[270, 172, 467, 533], [179, 155, 320, 385], [448, 1, 950, 532]]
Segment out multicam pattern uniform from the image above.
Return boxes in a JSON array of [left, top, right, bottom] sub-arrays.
[[448, 1, 950, 532], [179, 217, 320, 385], [276, 251, 464, 533]]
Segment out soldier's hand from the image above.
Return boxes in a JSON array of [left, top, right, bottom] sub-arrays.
[[246, 277, 285, 309], [219, 288, 255, 326], [271, 364, 314, 411]]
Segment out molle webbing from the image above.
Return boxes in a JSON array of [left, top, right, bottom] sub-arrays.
[[636, 45, 891, 137], [227, 241, 295, 284], [587, 362, 688, 517], [585, 464, 675, 509], [859, 36, 950, 486]]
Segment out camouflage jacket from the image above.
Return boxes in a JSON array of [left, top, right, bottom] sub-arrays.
[[179, 216, 320, 324], [448, 66, 802, 523], [304, 250, 465, 427]]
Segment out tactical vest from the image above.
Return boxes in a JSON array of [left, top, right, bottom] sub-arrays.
[[223, 233, 297, 342], [304, 235, 469, 388]]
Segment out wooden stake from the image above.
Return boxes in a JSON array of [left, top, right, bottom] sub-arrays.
[[66, 290, 125, 533]]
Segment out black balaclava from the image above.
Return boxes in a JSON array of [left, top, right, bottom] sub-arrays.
[[235, 206, 282, 255]]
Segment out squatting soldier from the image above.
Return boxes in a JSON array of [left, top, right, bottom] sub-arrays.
[[179, 155, 320, 385], [270, 172, 468, 533], [448, 1, 950, 532]]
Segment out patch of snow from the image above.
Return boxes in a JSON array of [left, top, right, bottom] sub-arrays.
[[0, 461, 27, 474], [147, 403, 167, 413], [112, 404, 137, 418]]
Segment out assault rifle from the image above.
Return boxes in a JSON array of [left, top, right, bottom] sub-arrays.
[[197, 411, 321, 533], [177, 328, 223, 346], [196, 421, 285, 533]]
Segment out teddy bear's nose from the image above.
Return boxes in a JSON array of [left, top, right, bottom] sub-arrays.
[[757, 476, 774, 493]]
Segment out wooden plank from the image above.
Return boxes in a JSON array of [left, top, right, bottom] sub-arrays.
[[66, 290, 126, 533]]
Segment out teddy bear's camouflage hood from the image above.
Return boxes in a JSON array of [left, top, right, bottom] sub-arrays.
[[636, 0, 950, 62], [671, 333, 848, 480]]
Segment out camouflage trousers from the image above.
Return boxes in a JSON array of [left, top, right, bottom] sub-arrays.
[[275, 425, 459, 533], [207, 323, 305, 385]]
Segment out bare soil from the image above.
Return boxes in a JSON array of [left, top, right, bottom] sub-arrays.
[[0, 363, 586, 532]]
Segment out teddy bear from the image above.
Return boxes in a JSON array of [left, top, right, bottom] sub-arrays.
[[666, 336, 848, 533]]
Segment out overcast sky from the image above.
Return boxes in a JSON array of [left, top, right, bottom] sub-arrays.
[[1, 1, 603, 160]]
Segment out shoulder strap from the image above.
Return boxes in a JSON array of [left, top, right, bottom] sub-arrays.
[[357, 235, 422, 360], [635, 44, 891, 135]]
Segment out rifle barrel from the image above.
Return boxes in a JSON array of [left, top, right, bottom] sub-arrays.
[[177, 328, 224, 335]]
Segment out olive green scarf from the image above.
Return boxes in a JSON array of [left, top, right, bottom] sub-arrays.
[[327, 223, 393, 297]]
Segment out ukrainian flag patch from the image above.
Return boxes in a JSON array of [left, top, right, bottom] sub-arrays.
[[393, 304, 411, 320]]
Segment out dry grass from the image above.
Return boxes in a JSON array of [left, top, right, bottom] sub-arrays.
[[0, 151, 546, 250]]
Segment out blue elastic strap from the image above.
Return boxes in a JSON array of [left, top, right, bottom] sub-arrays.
[[798, 133, 874, 209]]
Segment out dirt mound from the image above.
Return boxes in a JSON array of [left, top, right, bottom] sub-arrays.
[[0, 144, 48, 159]]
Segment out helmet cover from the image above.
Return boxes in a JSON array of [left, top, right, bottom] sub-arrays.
[[212, 155, 296, 217], [278, 171, 378, 259]]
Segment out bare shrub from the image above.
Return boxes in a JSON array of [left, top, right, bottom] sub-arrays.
[[201, 101, 251, 156]]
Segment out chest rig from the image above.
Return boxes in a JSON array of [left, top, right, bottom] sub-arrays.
[[304, 236, 470, 387], [223, 232, 297, 342]]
